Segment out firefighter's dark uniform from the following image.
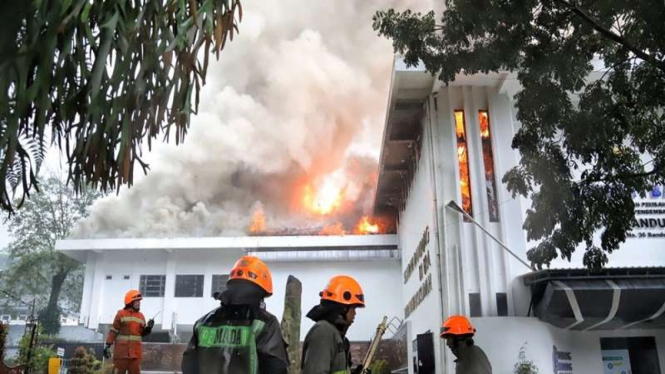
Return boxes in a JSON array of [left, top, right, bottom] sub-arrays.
[[301, 318, 351, 374], [301, 301, 358, 374], [181, 283, 288, 374], [454, 343, 492, 374]]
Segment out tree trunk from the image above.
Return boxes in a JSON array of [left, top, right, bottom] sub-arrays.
[[280, 275, 302, 374], [40, 271, 68, 335]]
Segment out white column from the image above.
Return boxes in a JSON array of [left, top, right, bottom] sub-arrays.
[[161, 250, 176, 330], [79, 252, 96, 326], [490, 92, 530, 315], [460, 86, 493, 316], [88, 252, 105, 330], [438, 86, 472, 315]]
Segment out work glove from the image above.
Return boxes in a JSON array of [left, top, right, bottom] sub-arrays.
[[103, 344, 112, 359], [143, 319, 155, 337]]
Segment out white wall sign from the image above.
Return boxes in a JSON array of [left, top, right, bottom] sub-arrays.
[[629, 186, 665, 239], [552, 345, 573, 374], [403, 227, 430, 283], [403, 227, 433, 318], [602, 349, 632, 374]]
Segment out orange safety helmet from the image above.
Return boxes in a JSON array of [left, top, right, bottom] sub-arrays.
[[124, 290, 143, 305], [229, 256, 273, 296], [440, 315, 476, 338], [319, 275, 365, 307]]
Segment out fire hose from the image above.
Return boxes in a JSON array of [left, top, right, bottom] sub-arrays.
[[360, 316, 388, 374]]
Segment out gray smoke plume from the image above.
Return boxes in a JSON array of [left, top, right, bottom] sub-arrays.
[[74, 0, 430, 238]]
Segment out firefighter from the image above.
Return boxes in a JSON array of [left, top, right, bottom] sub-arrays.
[[181, 255, 288, 374], [440, 315, 492, 374], [301, 275, 368, 374], [104, 290, 154, 374]]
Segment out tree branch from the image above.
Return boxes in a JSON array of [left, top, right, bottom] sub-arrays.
[[552, 0, 665, 73], [582, 163, 663, 184], [599, 56, 637, 81]]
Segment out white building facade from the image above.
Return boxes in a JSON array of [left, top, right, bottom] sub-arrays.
[[55, 235, 403, 343], [373, 59, 665, 374]]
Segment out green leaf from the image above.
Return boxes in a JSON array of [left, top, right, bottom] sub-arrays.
[[80, 2, 92, 23], [0, 0, 243, 214], [60, 0, 73, 16]]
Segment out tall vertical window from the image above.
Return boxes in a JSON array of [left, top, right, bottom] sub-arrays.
[[479, 111, 499, 222], [455, 110, 473, 218]]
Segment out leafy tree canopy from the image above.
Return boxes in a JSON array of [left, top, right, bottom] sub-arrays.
[[1, 175, 101, 334], [0, 0, 241, 213]]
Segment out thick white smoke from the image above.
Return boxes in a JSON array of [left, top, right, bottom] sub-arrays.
[[74, 0, 430, 238]]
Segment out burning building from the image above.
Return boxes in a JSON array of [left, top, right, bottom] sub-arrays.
[[369, 58, 665, 374], [52, 0, 665, 370], [55, 56, 665, 374]]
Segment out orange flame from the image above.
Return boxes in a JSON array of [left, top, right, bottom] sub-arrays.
[[355, 216, 379, 234], [303, 182, 345, 215], [249, 205, 266, 234], [320, 222, 346, 236]]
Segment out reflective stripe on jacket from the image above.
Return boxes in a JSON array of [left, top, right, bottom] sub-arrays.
[[181, 304, 289, 374], [106, 309, 146, 359]]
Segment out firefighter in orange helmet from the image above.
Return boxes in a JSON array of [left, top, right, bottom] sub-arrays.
[[181, 255, 288, 374], [301, 275, 367, 374], [104, 290, 154, 374], [440, 315, 492, 374]]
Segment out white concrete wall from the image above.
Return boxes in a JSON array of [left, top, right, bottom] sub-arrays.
[[79, 248, 401, 341], [397, 113, 445, 374], [547, 220, 665, 269], [428, 86, 530, 321], [495, 91, 665, 270], [395, 83, 665, 374], [473, 317, 665, 374], [265, 259, 402, 341], [431, 82, 665, 275]]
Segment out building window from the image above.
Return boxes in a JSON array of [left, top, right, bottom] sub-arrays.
[[105, 275, 112, 280], [139, 275, 166, 297], [496, 292, 508, 316], [211, 274, 229, 297], [479, 111, 499, 222], [175, 275, 204, 298], [0, 315, 10, 322], [601, 337, 661, 374], [455, 110, 473, 219], [469, 293, 482, 317], [123, 275, 130, 280], [18, 315, 27, 321]]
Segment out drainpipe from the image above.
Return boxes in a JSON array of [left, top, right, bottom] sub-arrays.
[[425, 96, 449, 373]]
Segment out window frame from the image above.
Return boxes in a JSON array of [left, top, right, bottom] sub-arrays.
[[139, 275, 167, 297], [175, 274, 205, 298], [211, 274, 230, 297]]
